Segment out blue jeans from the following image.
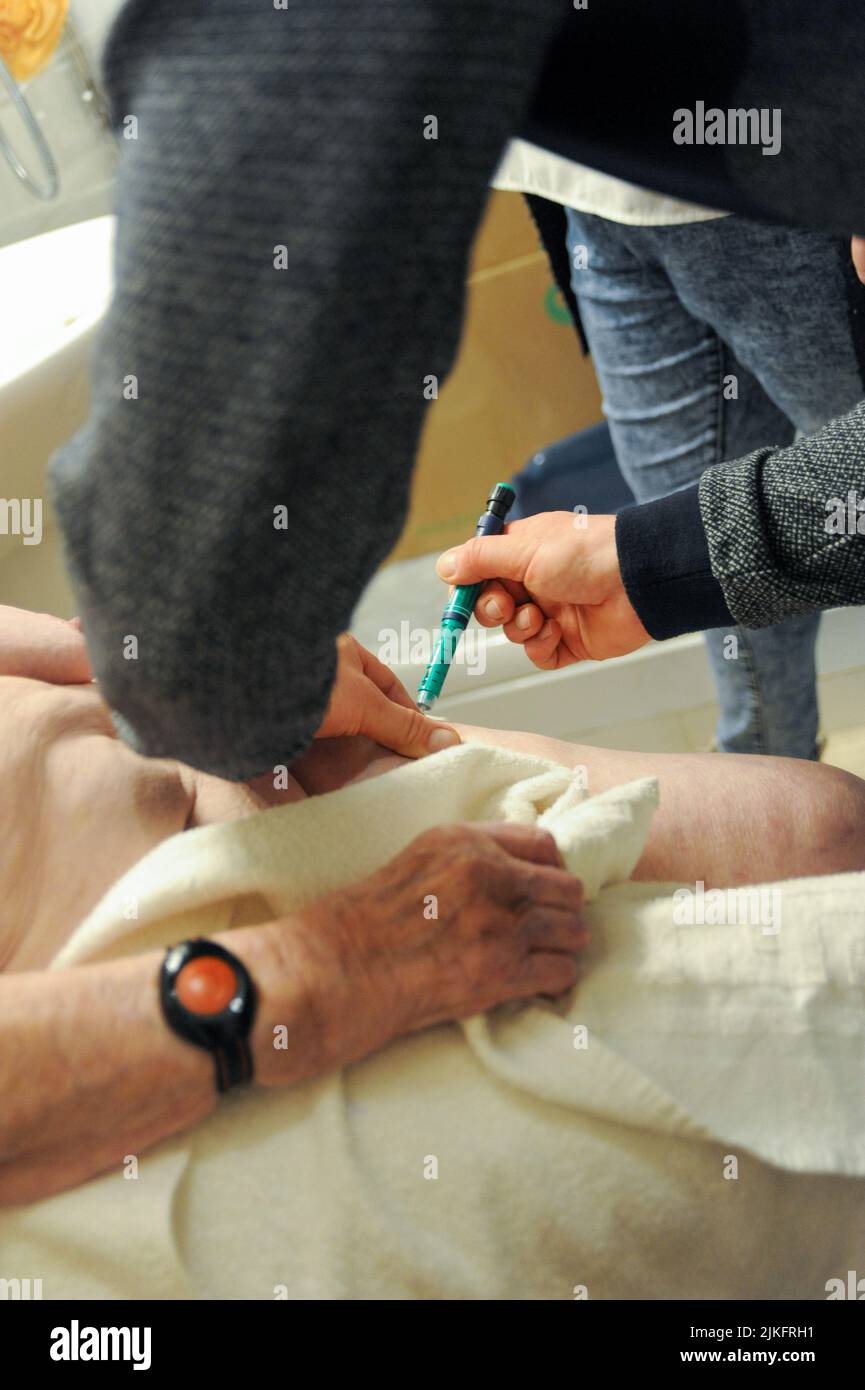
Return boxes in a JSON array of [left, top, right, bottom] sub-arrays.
[[565, 210, 865, 758]]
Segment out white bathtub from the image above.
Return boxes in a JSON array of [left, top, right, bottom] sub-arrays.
[[0, 213, 113, 610]]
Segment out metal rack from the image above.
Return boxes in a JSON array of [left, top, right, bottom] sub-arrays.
[[0, 53, 59, 200], [0, 20, 111, 203]]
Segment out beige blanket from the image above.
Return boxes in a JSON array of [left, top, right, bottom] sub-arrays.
[[2, 743, 863, 1299]]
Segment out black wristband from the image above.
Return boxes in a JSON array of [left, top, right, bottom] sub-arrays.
[[160, 939, 258, 1095]]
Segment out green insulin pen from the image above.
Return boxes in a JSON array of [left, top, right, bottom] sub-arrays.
[[417, 481, 516, 713]]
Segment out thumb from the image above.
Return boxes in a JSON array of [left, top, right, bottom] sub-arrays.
[[0, 606, 93, 684], [436, 532, 531, 587], [360, 687, 462, 759]]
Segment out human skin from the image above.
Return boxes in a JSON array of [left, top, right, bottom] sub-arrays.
[[452, 725, 865, 889], [439, 242, 865, 663], [436, 512, 647, 667], [0, 817, 586, 1207], [0, 612, 585, 1206], [3, 608, 865, 1206]]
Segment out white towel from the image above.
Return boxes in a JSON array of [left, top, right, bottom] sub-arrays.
[[3, 742, 864, 1300]]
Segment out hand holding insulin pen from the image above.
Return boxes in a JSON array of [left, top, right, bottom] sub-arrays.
[[416, 482, 516, 713]]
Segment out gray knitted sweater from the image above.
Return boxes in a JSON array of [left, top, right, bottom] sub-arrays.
[[701, 403, 865, 627], [50, 0, 563, 778], [49, 0, 865, 777]]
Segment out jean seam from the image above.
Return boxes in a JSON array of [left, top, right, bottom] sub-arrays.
[[712, 333, 726, 468], [708, 333, 768, 754], [726, 629, 768, 754], [570, 217, 821, 758]]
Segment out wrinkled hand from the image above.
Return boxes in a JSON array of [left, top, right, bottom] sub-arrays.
[[316, 633, 460, 757], [436, 512, 650, 669], [257, 820, 586, 1080]]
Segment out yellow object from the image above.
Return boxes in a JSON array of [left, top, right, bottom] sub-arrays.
[[0, 0, 68, 82], [385, 190, 604, 564]]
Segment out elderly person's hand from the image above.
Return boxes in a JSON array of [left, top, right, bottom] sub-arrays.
[[0, 605, 586, 1206], [315, 632, 460, 757], [246, 821, 586, 1085], [0, 610, 457, 761]]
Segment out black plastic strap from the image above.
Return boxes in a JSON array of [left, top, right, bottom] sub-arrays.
[[213, 1038, 254, 1094]]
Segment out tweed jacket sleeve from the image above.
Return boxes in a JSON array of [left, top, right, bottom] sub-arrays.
[[699, 401, 865, 627], [615, 403, 865, 639]]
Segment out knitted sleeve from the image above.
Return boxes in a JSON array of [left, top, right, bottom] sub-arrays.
[[49, 0, 562, 778], [699, 401, 865, 627]]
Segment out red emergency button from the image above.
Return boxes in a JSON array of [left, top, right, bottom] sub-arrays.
[[175, 956, 237, 1015]]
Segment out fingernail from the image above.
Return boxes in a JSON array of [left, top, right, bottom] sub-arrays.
[[483, 597, 504, 620], [515, 608, 532, 630], [538, 621, 553, 640], [437, 551, 457, 581], [428, 727, 460, 752]]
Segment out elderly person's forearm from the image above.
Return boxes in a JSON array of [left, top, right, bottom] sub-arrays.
[[0, 815, 586, 1206], [0, 924, 326, 1206]]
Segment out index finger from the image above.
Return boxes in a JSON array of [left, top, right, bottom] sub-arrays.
[[474, 820, 565, 868], [475, 578, 532, 627], [358, 641, 418, 711]]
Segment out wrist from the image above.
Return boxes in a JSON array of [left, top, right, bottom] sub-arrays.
[[220, 917, 354, 1088], [586, 513, 619, 581]]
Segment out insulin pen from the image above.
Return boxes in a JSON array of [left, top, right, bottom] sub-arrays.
[[417, 481, 516, 713]]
